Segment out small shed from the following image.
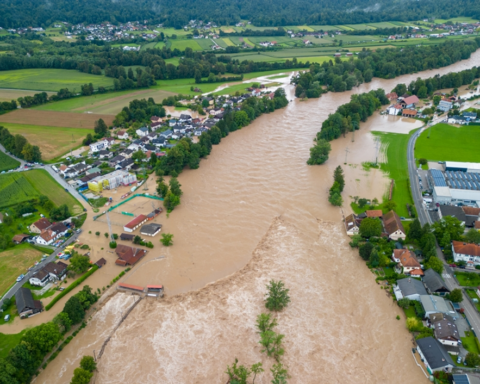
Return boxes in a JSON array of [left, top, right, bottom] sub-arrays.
[[95, 258, 107, 268]]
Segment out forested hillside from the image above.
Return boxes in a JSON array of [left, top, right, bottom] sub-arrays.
[[2, 0, 480, 29]]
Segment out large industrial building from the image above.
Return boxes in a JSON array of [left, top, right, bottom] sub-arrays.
[[430, 162, 480, 206], [87, 170, 137, 192]]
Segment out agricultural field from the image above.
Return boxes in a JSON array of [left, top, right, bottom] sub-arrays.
[[373, 131, 415, 217], [0, 89, 55, 103], [1, 123, 92, 161], [0, 69, 114, 92], [0, 170, 82, 213], [222, 38, 235, 46], [343, 24, 376, 30], [0, 109, 115, 128], [170, 39, 203, 51], [0, 244, 44, 298], [196, 39, 215, 50], [415, 123, 480, 162], [213, 38, 228, 48], [0, 151, 20, 172]]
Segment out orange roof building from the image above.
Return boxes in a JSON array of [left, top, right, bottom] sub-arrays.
[[383, 211, 406, 240], [393, 249, 422, 275], [452, 240, 480, 265], [366, 210, 383, 218]]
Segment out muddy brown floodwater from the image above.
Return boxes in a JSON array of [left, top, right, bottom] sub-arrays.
[[34, 50, 480, 384]]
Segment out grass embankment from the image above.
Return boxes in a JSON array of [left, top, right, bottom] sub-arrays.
[[0, 244, 43, 296], [415, 123, 480, 162], [0, 170, 83, 214], [372, 131, 415, 217], [0, 68, 114, 92], [1, 123, 93, 161], [0, 331, 27, 358], [0, 151, 20, 172]]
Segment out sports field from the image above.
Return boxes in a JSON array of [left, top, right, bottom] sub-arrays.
[[0, 69, 114, 92], [0, 170, 83, 213], [1, 123, 92, 160], [0, 109, 115, 128], [373, 131, 414, 217], [0, 244, 43, 297], [0, 151, 20, 172], [415, 123, 480, 162]]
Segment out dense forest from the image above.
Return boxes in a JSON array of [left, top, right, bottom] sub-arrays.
[[292, 39, 480, 98], [2, 0, 480, 28]]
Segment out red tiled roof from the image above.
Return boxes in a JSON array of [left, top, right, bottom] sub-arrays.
[[383, 210, 405, 235], [115, 244, 147, 265], [12, 234, 29, 243], [118, 283, 144, 292], [402, 95, 420, 105], [410, 269, 424, 275], [402, 109, 417, 116], [452, 240, 480, 257], [124, 214, 147, 229], [33, 218, 52, 231], [463, 207, 480, 216], [366, 210, 383, 218], [475, 222, 480, 229]]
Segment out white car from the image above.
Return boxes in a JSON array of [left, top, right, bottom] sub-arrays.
[[16, 274, 25, 282]]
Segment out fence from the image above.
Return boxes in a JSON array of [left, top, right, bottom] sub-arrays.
[[93, 193, 163, 221]]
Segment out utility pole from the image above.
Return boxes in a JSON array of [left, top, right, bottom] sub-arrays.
[[374, 139, 380, 165], [344, 147, 350, 165]]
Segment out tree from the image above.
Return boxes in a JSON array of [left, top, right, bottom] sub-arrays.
[[433, 95, 441, 106], [369, 248, 380, 267], [256, 313, 278, 334], [407, 218, 423, 242], [169, 177, 183, 197], [160, 233, 174, 246], [156, 179, 169, 198], [406, 317, 422, 332], [109, 241, 117, 248], [418, 158, 427, 165], [68, 254, 91, 275], [50, 204, 71, 221], [163, 191, 180, 212], [259, 331, 284, 361], [104, 232, 109, 238], [466, 352, 480, 367], [94, 119, 108, 138], [133, 235, 142, 244], [425, 256, 443, 274], [359, 218, 383, 238], [265, 280, 290, 311], [397, 298, 411, 308], [333, 165, 345, 192], [448, 288, 463, 303], [359, 242, 374, 261], [465, 228, 480, 244], [132, 150, 146, 162], [22, 321, 62, 355], [63, 296, 85, 325], [358, 198, 368, 208], [307, 139, 331, 165], [382, 200, 397, 213], [70, 368, 93, 384], [79, 356, 96, 372], [225, 359, 263, 384], [433, 216, 464, 242], [95, 231, 100, 236], [0, 358, 18, 384], [271, 363, 289, 384], [53, 312, 72, 333]]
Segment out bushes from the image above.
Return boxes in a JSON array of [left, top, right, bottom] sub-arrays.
[[110, 268, 130, 285], [45, 265, 99, 311]]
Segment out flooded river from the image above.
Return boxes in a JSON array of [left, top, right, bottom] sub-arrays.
[[34, 50, 480, 384]]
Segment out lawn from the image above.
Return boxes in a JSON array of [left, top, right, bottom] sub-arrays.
[[0, 169, 83, 214], [0, 244, 43, 297], [373, 131, 415, 217], [0, 69, 114, 92], [0, 89, 55, 103], [456, 273, 480, 287], [170, 39, 203, 51], [415, 123, 480, 162], [465, 289, 480, 311], [0, 151, 20, 172], [212, 82, 257, 95], [0, 330, 27, 358], [461, 331, 480, 354], [1, 123, 93, 160]]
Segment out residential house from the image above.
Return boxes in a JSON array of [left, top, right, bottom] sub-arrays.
[[151, 121, 162, 131], [168, 119, 178, 127], [420, 295, 455, 318], [179, 113, 191, 122], [423, 268, 450, 295], [127, 143, 140, 152], [89, 139, 110, 153], [147, 132, 157, 141], [16, 288, 43, 318], [400, 95, 420, 108], [416, 337, 455, 373], [104, 137, 116, 147], [160, 129, 173, 139], [452, 241, 480, 265], [392, 249, 423, 276], [344, 213, 360, 236], [117, 158, 134, 171], [87, 170, 137, 192], [462, 207, 480, 227], [383, 210, 406, 240], [120, 233, 135, 241], [120, 149, 134, 159], [98, 150, 113, 159], [433, 316, 461, 347], [108, 155, 125, 167], [393, 278, 428, 301], [35, 222, 68, 246], [438, 100, 453, 112], [387, 104, 402, 115], [30, 218, 52, 234], [95, 258, 107, 268], [151, 137, 166, 148], [136, 127, 149, 137], [117, 130, 129, 140], [439, 205, 466, 225], [29, 261, 68, 286], [366, 210, 383, 219], [463, 112, 477, 120], [62, 163, 90, 178], [115, 244, 147, 266], [386, 92, 398, 101], [448, 115, 467, 125]]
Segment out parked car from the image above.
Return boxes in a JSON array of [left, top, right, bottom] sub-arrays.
[[457, 356, 462, 364], [4, 314, 10, 322], [449, 264, 457, 267], [400, 217, 406, 220], [16, 274, 25, 282]]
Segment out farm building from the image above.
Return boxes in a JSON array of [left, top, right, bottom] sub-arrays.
[[120, 233, 135, 241], [124, 214, 148, 232], [115, 245, 147, 266], [147, 208, 162, 220], [16, 287, 43, 318], [87, 170, 137, 192]]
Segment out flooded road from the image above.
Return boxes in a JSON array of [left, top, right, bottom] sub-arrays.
[[35, 50, 480, 383]]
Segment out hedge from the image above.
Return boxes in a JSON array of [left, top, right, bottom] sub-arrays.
[[45, 265, 99, 311]]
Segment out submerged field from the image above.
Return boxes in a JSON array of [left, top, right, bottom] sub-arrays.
[[0, 69, 114, 92], [415, 123, 480, 162], [0, 170, 83, 213], [1, 123, 92, 161]]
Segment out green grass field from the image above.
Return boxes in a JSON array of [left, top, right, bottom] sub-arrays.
[[2, 123, 93, 161], [415, 123, 480, 162], [0, 330, 27, 358], [0, 69, 114, 92], [0, 151, 20, 172], [170, 39, 203, 51], [373, 131, 415, 217], [456, 273, 480, 287], [0, 170, 83, 213]]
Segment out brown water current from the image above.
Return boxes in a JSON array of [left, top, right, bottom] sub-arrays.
[[34, 50, 480, 383]]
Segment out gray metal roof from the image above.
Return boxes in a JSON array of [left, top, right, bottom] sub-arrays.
[[453, 374, 471, 384], [397, 278, 427, 297], [15, 287, 35, 312], [420, 295, 451, 314], [423, 268, 450, 293], [416, 337, 455, 369]]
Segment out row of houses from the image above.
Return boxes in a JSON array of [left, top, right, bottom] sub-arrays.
[[29, 218, 69, 246], [344, 210, 406, 240]]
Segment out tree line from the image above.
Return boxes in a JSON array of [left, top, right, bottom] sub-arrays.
[[0, 285, 98, 384], [292, 39, 480, 98], [307, 89, 388, 165], [0, 126, 42, 162]]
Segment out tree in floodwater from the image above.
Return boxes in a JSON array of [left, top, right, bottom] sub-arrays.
[[265, 280, 290, 311], [307, 139, 331, 165], [225, 359, 263, 384]]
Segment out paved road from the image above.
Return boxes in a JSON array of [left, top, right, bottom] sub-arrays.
[[0, 231, 82, 306]]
